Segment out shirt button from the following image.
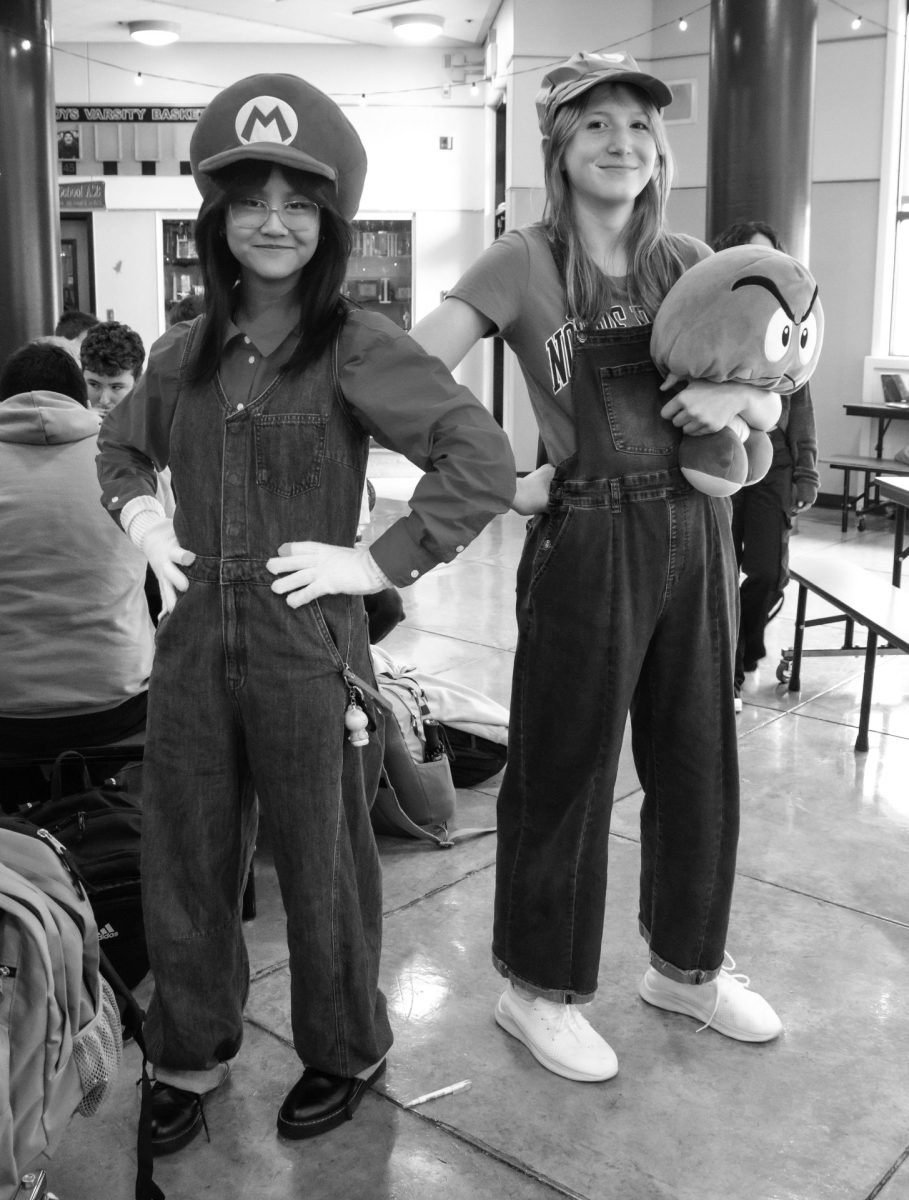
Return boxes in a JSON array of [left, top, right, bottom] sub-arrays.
[[248, 355, 255, 364], [455, 545, 465, 553], [237, 403, 245, 411], [243, 336, 250, 345], [111, 495, 119, 503], [410, 569, 419, 579]]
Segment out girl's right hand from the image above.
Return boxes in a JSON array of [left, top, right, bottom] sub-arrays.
[[137, 517, 195, 616], [511, 464, 556, 515]]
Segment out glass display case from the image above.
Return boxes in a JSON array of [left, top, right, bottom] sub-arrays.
[[158, 215, 413, 331], [161, 218, 203, 326], [344, 218, 412, 330]]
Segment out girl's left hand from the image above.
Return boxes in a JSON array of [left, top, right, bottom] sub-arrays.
[[659, 377, 742, 436], [267, 542, 387, 607]]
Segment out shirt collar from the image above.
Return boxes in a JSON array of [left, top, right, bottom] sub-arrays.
[[224, 296, 302, 357]]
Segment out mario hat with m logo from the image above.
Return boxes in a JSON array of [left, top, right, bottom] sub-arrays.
[[190, 73, 367, 220]]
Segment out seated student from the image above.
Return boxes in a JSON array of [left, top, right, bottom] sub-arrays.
[[166, 294, 205, 327], [0, 343, 154, 806], [55, 308, 99, 348], [80, 320, 146, 416]]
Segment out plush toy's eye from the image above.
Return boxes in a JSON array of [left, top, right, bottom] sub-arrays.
[[763, 308, 793, 363], [797, 312, 819, 364]]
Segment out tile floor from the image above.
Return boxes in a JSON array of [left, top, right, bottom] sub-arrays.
[[43, 462, 909, 1200]]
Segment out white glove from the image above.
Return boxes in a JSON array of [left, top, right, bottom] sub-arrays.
[[130, 513, 196, 616], [267, 542, 390, 608]]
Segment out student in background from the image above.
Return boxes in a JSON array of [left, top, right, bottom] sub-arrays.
[[411, 51, 783, 1085], [55, 308, 99, 348], [80, 320, 146, 416], [711, 220, 819, 710], [166, 294, 206, 327], [0, 342, 153, 807]]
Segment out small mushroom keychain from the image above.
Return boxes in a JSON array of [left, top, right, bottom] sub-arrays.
[[344, 685, 370, 748]]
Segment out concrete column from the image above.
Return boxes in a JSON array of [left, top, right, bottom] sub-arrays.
[[0, 0, 60, 367], [707, 0, 818, 261]]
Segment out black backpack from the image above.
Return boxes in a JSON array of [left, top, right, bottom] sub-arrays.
[[20, 752, 147, 989]]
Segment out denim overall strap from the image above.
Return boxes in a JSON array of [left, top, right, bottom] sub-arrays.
[[492, 322, 740, 1002]]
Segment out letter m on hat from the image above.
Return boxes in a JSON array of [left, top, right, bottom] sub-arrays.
[[236, 96, 298, 146]]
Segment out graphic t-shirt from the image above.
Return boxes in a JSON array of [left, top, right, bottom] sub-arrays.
[[449, 223, 709, 464]]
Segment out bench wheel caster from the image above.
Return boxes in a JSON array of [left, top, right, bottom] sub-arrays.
[[776, 655, 791, 685], [857, 516, 866, 532]]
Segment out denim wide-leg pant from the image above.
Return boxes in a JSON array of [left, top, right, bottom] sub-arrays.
[[492, 324, 741, 1001], [142, 573, 390, 1079]]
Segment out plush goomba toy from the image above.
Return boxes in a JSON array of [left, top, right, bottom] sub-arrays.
[[651, 245, 824, 496]]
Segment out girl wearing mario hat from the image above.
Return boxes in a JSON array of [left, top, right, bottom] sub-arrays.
[[97, 72, 515, 1152], [411, 51, 783, 1083]]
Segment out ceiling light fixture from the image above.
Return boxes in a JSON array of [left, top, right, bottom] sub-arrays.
[[391, 14, 444, 43], [127, 20, 181, 46]]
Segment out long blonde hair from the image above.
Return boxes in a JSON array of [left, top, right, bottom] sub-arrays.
[[541, 83, 688, 326]]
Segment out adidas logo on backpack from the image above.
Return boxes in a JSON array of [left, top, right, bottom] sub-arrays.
[[97, 923, 119, 941]]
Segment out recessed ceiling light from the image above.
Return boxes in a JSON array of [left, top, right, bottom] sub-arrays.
[[391, 14, 444, 43], [127, 20, 181, 46]]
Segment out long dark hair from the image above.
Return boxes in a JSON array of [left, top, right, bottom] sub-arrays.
[[541, 82, 689, 325], [186, 161, 353, 386]]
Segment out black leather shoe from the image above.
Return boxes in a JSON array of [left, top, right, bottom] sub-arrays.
[[149, 1081, 207, 1155], [277, 1061, 386, 1140]]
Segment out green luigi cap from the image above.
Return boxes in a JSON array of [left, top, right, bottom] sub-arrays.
[[535, 51, 672, 132], [190, 73, 367, 220]]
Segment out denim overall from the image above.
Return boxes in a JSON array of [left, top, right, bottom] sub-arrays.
[[142, 326, 392, 1078], [492, 323, 740, 1002]]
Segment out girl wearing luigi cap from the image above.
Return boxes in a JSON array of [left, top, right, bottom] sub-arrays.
[[97, 73, 515, 1152], [411, 50, 783, 1083]]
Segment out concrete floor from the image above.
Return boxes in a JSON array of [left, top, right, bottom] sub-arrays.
[[42, 467, 909, 1200]]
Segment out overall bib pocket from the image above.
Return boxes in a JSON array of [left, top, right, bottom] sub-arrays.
[[254, 412, 327, 497], [599, 360, 681, 458]]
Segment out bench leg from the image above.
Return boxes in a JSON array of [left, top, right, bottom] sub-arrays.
[[894, 506, 906, 587], [855, 630, 878, 753], [788, 583, 808, 692], [840, 468, 850, 533]]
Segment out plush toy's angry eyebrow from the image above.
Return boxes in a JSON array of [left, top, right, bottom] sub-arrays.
[[731, 275, 819, 324]]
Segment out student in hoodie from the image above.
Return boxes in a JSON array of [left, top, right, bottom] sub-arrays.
[[0, 342, 154, 805]]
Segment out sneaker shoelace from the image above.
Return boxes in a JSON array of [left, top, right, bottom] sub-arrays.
[[695, 952, 751, 1033]]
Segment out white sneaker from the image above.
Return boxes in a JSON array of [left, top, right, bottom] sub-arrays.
[[638, 954, 782, 1043], [494, 984, 618, 1081]]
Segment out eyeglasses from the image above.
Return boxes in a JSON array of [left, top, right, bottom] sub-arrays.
[[228, 197, 321, 231]]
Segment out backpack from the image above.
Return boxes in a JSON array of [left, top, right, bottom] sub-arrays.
[[21, 754, 146, 989], [370, 645, 510, 785], [0, 820, 123, 1199], [367, 648, 501, 849]]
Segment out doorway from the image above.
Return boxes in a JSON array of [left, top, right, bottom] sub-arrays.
[[59, 214, 95, 316]]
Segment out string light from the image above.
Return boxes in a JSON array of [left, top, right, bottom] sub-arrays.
[[2, 3, 895, 108], [21, 38, 31, 50], [678, 18, 688, 31]]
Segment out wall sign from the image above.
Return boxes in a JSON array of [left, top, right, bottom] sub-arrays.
[[59, 181, 106, 209], [56, 106, 205, 123]]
